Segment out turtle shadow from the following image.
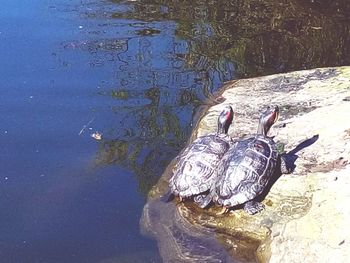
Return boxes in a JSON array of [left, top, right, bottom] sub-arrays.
[[256, 134, 319, 202]]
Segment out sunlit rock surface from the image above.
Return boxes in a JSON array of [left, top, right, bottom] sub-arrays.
[[140, 66, 350, 263]]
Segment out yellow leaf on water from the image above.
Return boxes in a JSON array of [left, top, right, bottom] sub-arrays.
[[91, 132, 102, 140]]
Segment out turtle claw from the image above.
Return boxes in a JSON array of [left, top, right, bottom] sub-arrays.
[[243, 201, 264, 215], [217, 206, 229, 215]]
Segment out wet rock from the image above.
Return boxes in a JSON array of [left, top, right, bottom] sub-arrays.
[[141, 66, 350, 263], [141, 199, 237, 263]]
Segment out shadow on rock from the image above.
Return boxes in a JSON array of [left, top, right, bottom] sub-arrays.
[[257, 134, 319, 202]]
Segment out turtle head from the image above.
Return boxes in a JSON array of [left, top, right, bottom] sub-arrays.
[[217, 105, 234, 134], [257, 105, 279, 136]]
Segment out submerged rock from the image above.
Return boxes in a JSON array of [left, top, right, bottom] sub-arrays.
[[140, 66, 350, 262]]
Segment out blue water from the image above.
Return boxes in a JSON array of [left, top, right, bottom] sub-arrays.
[[0, 0, 235, 262]]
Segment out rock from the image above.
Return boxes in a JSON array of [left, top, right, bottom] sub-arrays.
[[141, 199, 237, 263], [140, 66, 350, 263]]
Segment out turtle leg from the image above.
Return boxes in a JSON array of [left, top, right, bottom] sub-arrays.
[[194, 193, 212, 208], [217, 206, 230, 215], [243, 201, 264, 215]]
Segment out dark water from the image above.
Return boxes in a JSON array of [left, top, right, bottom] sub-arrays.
[[0, 0, 349, 262]]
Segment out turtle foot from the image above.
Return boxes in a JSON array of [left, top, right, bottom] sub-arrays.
[[194, 194, 212, 208], [217, 206, 230, 215], [243, 201, 264, 215]]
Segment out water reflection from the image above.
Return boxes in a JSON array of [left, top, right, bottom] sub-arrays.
[[108, 0, 349, 77], [90, 33, 234, 193], [65, 7, 236, 195]]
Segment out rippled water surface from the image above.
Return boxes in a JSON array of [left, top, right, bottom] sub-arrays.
[[0, 0, 349, 262]]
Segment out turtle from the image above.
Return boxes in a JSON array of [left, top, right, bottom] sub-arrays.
[[212, 105, 292, 215], [169, 105, 234, 208]]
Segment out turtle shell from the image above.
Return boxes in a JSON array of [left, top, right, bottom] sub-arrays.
[[169, 133, 233, 198], [214, 134, 278, 207]]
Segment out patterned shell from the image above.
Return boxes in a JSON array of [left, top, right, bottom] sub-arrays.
[[214, 134, 278, 207], [169, 133, 233, 198]]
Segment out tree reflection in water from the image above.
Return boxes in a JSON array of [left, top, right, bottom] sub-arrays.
[[83, 33, 234, 195], [110, 0, 350, 77]]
